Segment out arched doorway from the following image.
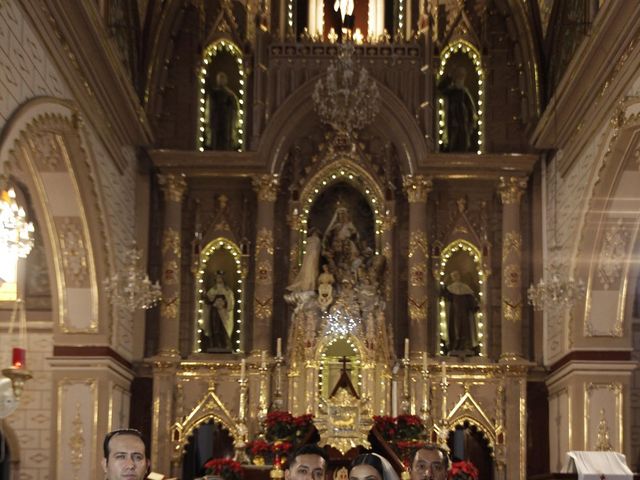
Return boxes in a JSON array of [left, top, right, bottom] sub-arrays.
[[447, 423, 493, 480], [181, 420, 235, 480]]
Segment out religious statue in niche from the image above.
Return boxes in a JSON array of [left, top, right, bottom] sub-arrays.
[[199, 246, 240, 353], [286, 183, 388, 353], [206, 271, 235, 350], [204, 71, 240, 151], [441, 269, 479, 355], [438, 57, 479, 152]]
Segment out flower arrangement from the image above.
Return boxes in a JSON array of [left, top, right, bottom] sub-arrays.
[[372, 415, 428, 465], [264, 411, 314, 441], [448, 460, 479, 480], [204, 458, 243, 480]]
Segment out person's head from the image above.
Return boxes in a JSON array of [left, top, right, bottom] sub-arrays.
[[449, 270, 461, 283], [102, 429, 149, 480], [350, 454, 384, 480], [410, 446, 448, 480], [213, 294, 227, 308], [452, 67, 467, 88], [216, 71, 229, 87], [285, 444, 329, 480], [215, 271, 225, 285]]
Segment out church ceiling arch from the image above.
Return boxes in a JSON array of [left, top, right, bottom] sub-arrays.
[[571, 100, 640, 346], [0, 98, 114, 339], [259, 74, 426, 176]]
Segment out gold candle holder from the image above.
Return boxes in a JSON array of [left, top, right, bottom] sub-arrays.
[[2, 367, 32, 399]]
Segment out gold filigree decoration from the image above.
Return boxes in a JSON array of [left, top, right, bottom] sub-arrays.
[[502, 231, 521, 262], [158, 173, 187, 203], [504, 264, 520, 288], [161, 297, 179, 320], [409, 231, 428, 259], [403, 175, 433, 203], [162, 227, 181, 257], [410, 264, 427, 287], [69, 402, 85, 477], [31, 132, 66, 171], [256, 228, 274, 255], [597, 218, 629, 290], [503, 300, 521, 322], [256, 260, 272, 285], [163, 260, 179, 285], [252, 174, 280, 202], [408, 297, 427, 322], [254, 297, 273, 320], [57, 216, 89, 287], [379, 210, 396, 232], [595, 408, 613, 451], [498, 176, 527, 205]]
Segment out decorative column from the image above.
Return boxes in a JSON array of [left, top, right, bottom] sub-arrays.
[[498, 176, 527, 361], [403, 175, 432, 355], [157, 173, 187, 358], [252, 174, 279, 352]]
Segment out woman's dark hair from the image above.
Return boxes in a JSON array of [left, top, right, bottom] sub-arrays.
[[350, 454, 384, 479]]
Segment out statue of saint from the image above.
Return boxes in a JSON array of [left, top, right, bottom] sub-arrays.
[[206, 272, 235, 349], [439, 67, 477, 152], [442, 270, 479, 353], [205, 72, 239, 150], [287, 228, 322, 292]]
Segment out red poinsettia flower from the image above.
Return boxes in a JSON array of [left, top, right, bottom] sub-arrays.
[[204, 458, 243, 480], [448, 460, 479, 480]]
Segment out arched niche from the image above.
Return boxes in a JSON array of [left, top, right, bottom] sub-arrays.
[[197, 40, 246, 152], [194, 238, 245, 354], [316, 334, 364, 404], [436, 240, 488, 357], [437, 40, 485, 154], [180, 419, 235, 480], [296, 161, 386, 258], [447, 421, 495, 480]]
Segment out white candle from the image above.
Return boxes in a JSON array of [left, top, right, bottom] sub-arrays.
[[423, 351, 428, 372], [261, 350, 266, 368], [391, 379, 398, 417], [276, 337, 282, 357], [240, 359, 246, 380], [441, 361, 447, 379], [404, 338, 410, 360]]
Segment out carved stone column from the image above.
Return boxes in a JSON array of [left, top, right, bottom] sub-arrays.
[[403, 175, 432, 355], [498, 176, 527, 361], [157, 173, 187, 358], [252, 174, 279, 352]]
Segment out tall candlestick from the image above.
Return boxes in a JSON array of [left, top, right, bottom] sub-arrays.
[[422, 351, 428, 372], [261, 350, 266, 368], [404, 338, 410, 360], [276, 337, 282, 357], [240, 359, 246, 380]]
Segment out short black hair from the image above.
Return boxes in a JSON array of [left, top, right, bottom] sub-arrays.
[[412, 445, 449, 470], [103, 429, 148, 460], [287, 444, 329, 469], [351, 454, 384, 478]]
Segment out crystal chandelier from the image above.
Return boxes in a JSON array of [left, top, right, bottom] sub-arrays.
[[527, 262, 586, 312], [0, 187, 34, 258], [312, 42, 380, 136], [103, 246, 162, 313]]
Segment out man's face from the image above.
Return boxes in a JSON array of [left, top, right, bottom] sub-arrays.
[[285, 454, 326, 480], [102, 434, 149, 480], [411, 448, 446, 480]]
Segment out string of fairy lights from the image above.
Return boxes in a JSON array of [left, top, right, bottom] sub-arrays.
[[437, 240, 486, 356], [197, 40, 246, 152], [195, 239, 244, 353], [437, 40, 485, 155]]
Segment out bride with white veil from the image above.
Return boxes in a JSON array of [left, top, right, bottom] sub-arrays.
[[349, 453, 400, 480]]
